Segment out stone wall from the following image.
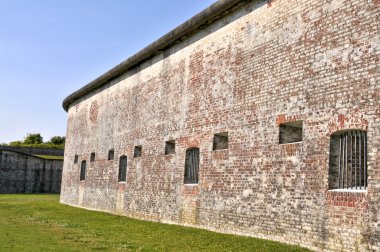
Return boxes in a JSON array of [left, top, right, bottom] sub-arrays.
[[60, 0, 380, 251], [0, 146, 64, 156], [0, 150, 63, 193]]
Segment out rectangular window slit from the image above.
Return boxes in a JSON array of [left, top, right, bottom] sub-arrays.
[[118, 155, 127, 182], [134, 146, 142, 158], [279, 121, 303, 144], [165, 141, 176, 155], [108, 149, 115, 160], [80, 160, 86, 181], [213, 132, 228, 150]]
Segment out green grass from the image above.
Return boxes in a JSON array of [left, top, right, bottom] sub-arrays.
[[0, 195, 310, 252], [33, 155, 64, 160]]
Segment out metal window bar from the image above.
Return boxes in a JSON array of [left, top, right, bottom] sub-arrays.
[[344, 133, 347, 189], [335, 130, 367, 190], [342, 134, 345, 188], [350, 131, 353, 189], [338, 135, 342, 188], [364, 132, 367, 188], [354, 131, 357, 189], [194, 148, 199, 183], [184, 151, 190, 183], [359, 131, 362, 190], [346, 133, 348, 189]]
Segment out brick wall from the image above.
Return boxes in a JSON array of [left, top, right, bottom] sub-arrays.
[[60, 0, 380, 251]]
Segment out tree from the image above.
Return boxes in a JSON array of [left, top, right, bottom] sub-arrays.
[[23, 133, 43, 145], [8, 141, 23, 146], [6, 133, 65, 149], [49, 136, 66, 145]]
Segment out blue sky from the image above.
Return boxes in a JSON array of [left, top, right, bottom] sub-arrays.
[[0, 0, 216, 143]]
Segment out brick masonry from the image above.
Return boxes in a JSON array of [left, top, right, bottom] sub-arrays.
[[60, 0, 380, 251]]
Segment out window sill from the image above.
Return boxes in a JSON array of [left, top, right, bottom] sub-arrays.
[[279, 141, 302, 145], [117, 182, 126, 190], [212, 148, 228, 151], [165, 153, 175, 157], [328, 188, 367, 193], [182, 184, 199, 196]]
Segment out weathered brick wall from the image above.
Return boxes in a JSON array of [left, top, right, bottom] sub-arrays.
[[0, 151, 63, 193], [60, 0, 380, 251]]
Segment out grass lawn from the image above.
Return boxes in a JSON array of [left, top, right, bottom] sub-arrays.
[[0, 195, 310, 252], [33, 155, 64, 160]]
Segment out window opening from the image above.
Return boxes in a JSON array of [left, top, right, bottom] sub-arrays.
[[90, 152, 95, 162], [118, 155, 128, 182], [184, 148, 200, 184], [165, 141, 176, 155], [134, 146, 142, 158], [108, 149, 115, 160], [279, 121, 303, 144], [213, 132, 228, 150], [329, 130, 367, 190], [80, 160, 86, 181]]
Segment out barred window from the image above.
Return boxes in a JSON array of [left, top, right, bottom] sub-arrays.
[[184, 148, 200, 184], [118, 155, 128, 182], [108, 149, 115, 160], [80, 160, 86, 181], [74, 155, 78, 164], [329, 130, 367, 190]]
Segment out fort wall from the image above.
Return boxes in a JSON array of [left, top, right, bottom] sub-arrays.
[[60, 0, 380, 251], [0, 146, 64, 157], [0, 150, 62, 193]]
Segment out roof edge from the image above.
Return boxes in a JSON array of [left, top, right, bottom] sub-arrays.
[[62, 0, 246, 112]]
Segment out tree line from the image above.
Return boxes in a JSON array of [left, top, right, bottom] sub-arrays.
[[2, 133, 65, 149]]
